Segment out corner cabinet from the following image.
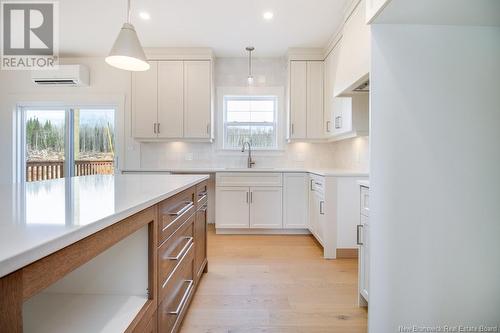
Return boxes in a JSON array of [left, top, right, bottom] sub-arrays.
[[288, 60, 324, 140], [283, 173, 309, 229], [132, 53, 214, 142]]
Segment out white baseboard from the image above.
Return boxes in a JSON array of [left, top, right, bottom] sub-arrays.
[[215, 228, 311, 235]]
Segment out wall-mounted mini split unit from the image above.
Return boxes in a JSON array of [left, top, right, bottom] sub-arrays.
[[31, 65, 90, 87]]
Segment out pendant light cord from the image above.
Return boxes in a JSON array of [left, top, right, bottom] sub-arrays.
[[127, 0, 131, 23], [248, 49, 252, 77]]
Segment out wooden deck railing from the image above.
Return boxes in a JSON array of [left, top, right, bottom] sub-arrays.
[[26, 160, 114, 182]]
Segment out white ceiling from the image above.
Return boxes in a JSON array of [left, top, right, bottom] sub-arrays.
[[58, 0, 349, 58]]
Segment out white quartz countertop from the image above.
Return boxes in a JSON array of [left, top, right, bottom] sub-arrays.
[[122, 168, 369, 177], [0, 174, 208, 278]]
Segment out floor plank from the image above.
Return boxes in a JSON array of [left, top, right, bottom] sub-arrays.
[[180, 225, 367, 333]]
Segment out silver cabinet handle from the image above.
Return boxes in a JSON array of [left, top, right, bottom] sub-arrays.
[[157, 122, 160, 133], [163, 237, 193, 260], [250, 191, 253, 203], [357, 225, 364, 245], [206, 124, 210, 134], [310, 179, 314, 191], [326, 121, 331, 132], [335, 116, 342, 129], [291, 123, 294, 136], [246, 192, 249, 203], [153, 123, 157, 134], [200, 204, 208, 212], [168, 201, 193, 216], [319, 201, 325, 215], [168, 280, 194, 315]]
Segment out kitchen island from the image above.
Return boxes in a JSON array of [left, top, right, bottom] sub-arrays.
[[0, 174, 209, 333]]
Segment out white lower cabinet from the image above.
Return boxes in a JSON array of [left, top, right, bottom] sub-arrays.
[[216, 173, 283, 230], [249, 187, 283, 229], [359, 215, 369, 303], [309, 176, 326, 245], [283, 173, 309, 229], [215, 187, 249, 228], [358, 185, 370, 306]]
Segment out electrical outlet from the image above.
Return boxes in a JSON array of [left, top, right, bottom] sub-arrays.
[[185, 153, 194, 161]]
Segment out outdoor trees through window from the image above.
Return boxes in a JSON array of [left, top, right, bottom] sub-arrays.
[[24, 108, 115, 182]]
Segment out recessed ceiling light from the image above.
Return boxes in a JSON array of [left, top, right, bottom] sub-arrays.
[[263, 11, 274, 20], [139, 12, 151, 20]]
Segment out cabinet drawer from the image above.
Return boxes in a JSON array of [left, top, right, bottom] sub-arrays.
[[216, 172, 282, 187], [158, 187, 196, 245], [309, 174, 325, 194], [196, 180, 208, 207], [360, 186, 369, 217], [158, 214, 195, 301], [158, 245, 195, 333]]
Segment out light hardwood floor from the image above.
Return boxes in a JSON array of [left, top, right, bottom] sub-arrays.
[[180, 225, 367, 333]]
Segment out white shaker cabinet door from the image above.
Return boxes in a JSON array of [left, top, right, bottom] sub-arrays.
[[184, 60, 211, 139], [359, 214, 369, 302], [215, 187, 249, 228], [249, 187, 283, 229], [289, 61, 307, 139], [157, 61, 184, 138], [132, 61, 158, 138], [283, 173, 309, 229], [306, 61, 325, 139]]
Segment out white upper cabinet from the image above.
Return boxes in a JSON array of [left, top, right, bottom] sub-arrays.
[[132, 61, 158, 138], [184, 61, 212, 139], [334, 0, 370, 97], [157, 61, 184, 138], [288, 60, 324, 140], [289, 61, 308, 139], [131, 50, 214, 141], [324, 39, 369, 141], [306, 62, 325, 139]]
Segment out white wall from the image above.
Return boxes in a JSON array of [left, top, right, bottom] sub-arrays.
[[370, 24, 500, 330], [0, 56, 369, 184], [0, 57, 139, 184]]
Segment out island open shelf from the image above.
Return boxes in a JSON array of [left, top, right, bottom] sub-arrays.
[[23, 224, 150, 333]]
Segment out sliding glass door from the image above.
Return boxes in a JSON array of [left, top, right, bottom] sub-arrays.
[[23, 107, 116, 182]]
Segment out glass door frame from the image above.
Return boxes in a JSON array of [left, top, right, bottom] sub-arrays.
[[18, 106, 116, 183]]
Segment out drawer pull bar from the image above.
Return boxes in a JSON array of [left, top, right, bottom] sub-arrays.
[[200, 204, 208, 212], [356, 225, 364, 245], [168, 201, 194, 216], [198, 190, 208, 197], [169, 280, 194, 315], [164, 237, 193, 261]]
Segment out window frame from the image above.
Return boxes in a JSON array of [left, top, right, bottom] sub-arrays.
[[217, 86, 285, 152], [15, 98, 122, 183], [223, 95, 278, 150]]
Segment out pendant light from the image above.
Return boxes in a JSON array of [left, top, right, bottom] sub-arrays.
[[246, 46, 254, 85], [105, 0, 150, 71]]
